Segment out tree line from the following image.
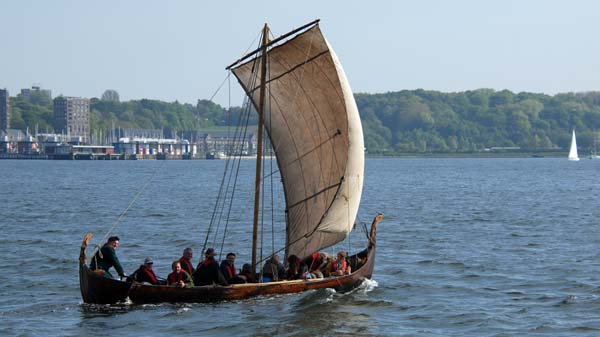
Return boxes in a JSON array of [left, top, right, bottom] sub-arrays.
[[357, 89, 600, 154], [8, 88, 600, 154]]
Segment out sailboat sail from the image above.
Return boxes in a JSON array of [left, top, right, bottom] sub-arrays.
[[568, 129, 579, 161], [231, 23, 364, 259]]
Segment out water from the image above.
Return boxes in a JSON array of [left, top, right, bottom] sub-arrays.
[[1, 158, 599, 336]]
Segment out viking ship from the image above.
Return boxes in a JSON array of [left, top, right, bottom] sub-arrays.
[[79, 19, 382, 304]]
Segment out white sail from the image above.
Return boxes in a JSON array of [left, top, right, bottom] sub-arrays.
[[231, 23, 364, 259], [568, 129, 579, 161]]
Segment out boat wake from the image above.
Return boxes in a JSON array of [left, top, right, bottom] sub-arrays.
[[80, 302, 131, 316], [358, 278, 379, 292]]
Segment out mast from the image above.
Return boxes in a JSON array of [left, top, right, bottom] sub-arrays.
[[251, 23, 269, 274]]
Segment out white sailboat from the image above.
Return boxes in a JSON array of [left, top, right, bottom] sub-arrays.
[[568, 129, 579, 161]]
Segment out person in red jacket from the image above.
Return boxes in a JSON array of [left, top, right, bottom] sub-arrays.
[[178, 247, 195, 276], [167, 261, 194, 288], [131, 257, 164, 285], [330, 251, 351, 276], [219, 252, 237, 283]]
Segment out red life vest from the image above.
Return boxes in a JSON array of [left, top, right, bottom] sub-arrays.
[[179, 257, 194, 275], [223, 263, 236, 279], [332, 258, 347, 272], [202, 257, 214, 267], [168, 270, 186, 285], [141, 266, 159, 284]]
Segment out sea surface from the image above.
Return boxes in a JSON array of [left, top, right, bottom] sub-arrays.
[[0, 157, 599, 337]]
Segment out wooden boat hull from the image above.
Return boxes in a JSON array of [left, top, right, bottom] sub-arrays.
[[129, 246, 375, 304], [79, 233, 132, 304], [79, 214, 382, 304], [79, 263, 132, 304]]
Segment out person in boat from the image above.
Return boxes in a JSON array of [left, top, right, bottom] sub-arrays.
[[130, 257, 165, 285], [193, 248, 228, 286], [219, 252, 237, 283], [321, 254, 335, 278], [330, 251, 351, 276], [305, 252, 328, 279], [285, 254, 308, 280], [89, 236, 127, 279], [235, 263, 257, 283], [167, 260, 194, 288], [178, 247, 195, 276], [261, 255, 285, 282]]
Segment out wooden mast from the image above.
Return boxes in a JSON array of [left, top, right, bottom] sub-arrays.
[[252, 23, 269, 275]]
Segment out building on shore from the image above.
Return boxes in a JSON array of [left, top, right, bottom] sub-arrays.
[[1, 126, 261, 160], [0, 89, 10, 131], [113, 137, 192, 156], [179, 130, 258, 157], [53, 96, 91, 144], [20, 86, 52, 103], [0, 129, 36, 154]]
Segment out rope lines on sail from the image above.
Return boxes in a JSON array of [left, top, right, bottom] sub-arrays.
[[262, 35, 277, 258], [226, 19, 320, 70], [248, 24, 354, 262], [266, 27, 346, 242], [245, 50, 329, 96], [224, 22, 359, 270], [256, 121, 336, 184]]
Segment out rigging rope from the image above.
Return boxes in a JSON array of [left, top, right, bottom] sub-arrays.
[[94, 160, 166, 254], [204, 48, 259, 259], [217, 98, 254, 258]]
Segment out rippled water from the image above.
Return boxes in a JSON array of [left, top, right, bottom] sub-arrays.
[[1, 158, 599, 336]]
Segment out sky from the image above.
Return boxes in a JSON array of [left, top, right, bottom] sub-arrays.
[[1, 0, 600, 107]]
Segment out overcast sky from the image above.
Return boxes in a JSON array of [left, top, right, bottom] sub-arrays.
[[1, 0, 599, 106]]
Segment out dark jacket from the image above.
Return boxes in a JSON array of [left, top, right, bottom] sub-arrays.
[[131, 265, 164, 285], [193, 257, 228, 286], [90, 243, 125, 278]]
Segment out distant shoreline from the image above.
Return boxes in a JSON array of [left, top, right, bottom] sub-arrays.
[[368, 151, 569, 159], [0, 151, 575, 160]]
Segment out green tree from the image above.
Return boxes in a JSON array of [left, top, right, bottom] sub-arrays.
[[101, 89, 120, 102]]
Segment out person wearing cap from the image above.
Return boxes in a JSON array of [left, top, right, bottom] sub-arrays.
[[90, 236, 127, 279], [192, 248, 229, 286], [167, 261, 194, 288], [131, 257, 164, 285]]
